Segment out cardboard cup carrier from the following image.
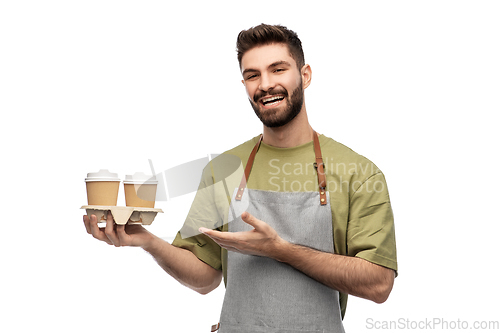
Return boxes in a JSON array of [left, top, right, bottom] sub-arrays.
[[123, 172, 158, 208], [85, 169, 120, 206]]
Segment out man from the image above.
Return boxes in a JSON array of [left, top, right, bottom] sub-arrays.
[[84, 24, 397, 332]]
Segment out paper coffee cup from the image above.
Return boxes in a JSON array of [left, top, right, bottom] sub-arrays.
[[85, 169, 120, 206], [123, 172, 158, 208]]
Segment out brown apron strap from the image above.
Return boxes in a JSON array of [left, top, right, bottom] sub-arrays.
[[211, 323, 220, 332], [313, 132, 327, 205], [235, 135, 263, 201], [235, 131, 327, 205]]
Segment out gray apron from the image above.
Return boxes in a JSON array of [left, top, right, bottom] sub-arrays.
[[216, 132, 345, 333]]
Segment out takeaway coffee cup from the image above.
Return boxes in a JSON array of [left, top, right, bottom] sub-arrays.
[[123, 172, 158, 208], [85, 169, 121, 206]]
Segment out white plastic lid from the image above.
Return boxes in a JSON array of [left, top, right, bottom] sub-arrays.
[[123, 172, 158, 185], [85, 169, 120, 182]]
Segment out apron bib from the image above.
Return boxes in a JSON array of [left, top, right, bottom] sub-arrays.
[[217, 132, 345, 333]]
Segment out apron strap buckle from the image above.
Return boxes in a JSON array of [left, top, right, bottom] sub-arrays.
[[313, 161, 325, 171]]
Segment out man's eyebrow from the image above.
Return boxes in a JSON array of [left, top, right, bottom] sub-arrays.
[[242, 68, 259, 76], [269, 60, 291, 68], [242, 60, 292, 76]]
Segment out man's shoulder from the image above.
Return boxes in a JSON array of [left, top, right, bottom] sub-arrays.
[[319, 134, 382, 177]]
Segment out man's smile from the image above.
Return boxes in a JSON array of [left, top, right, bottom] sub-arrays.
[[258, 94, 286, 109]]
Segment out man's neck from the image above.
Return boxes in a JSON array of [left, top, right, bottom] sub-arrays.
[[261, 108, 315, 148]]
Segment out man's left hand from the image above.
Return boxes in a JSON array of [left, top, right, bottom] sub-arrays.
[[199, 212, 285, 257]]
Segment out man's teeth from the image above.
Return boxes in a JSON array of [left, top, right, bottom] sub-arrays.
[[262, 96, 284, 105]]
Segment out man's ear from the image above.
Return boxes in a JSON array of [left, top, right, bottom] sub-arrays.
[[301, 64, 312, 89]]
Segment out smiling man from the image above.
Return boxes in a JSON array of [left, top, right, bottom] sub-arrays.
[[243, 51, 305, 128], [84, 24, 397, 333]]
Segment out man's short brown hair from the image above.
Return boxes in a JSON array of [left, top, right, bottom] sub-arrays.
[[236, 24, 305, 70]]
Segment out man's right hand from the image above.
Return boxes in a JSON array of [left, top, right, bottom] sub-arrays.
[[83, 211, 223, 294], [83, 212, 154, 248]]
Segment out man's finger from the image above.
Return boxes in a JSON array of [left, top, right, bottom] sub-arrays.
[[240, 212, 262, 229], [83, 215, 91, 234], [198, 227, 224, 238], [104, 211, 120, 247], [116, 224, 129, 245], [199, 228, 238, 241], [88, 214, 112, 245], [199, 228, 223, 243]]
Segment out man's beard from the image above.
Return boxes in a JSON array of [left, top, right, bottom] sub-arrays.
[[249, 83, 304, 128]]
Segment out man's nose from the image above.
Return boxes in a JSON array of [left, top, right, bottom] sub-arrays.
[[258, 73, 275, 92]]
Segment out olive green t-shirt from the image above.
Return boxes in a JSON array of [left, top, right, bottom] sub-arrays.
[[172, 134, 397, 318]]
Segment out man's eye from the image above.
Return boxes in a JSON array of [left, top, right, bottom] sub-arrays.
[[246, 74, 258, 80]]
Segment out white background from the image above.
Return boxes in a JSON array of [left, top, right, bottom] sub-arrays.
[[1, 1, 499, 332]]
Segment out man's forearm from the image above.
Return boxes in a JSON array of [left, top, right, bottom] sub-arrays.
[[272, 241, 394, 303], [142, 235, 222, 295]]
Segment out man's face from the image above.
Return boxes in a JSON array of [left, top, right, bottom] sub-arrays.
[[240, 43, 308, 128]]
